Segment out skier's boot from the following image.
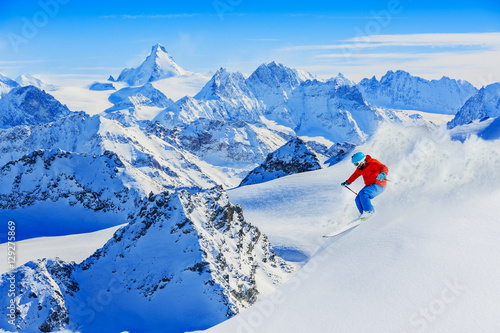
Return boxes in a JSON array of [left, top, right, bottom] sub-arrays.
[[360, 211, 374, 221]]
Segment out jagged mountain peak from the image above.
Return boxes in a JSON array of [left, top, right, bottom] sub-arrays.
[[194, 68, 250, 100], [249, 61, 315, 86], [151, 42, 167, 54], [246, 62, 314, 114], [447, 82, 500, 128], [0, 73, 20, 86], [379, 69, 413, 83], [357, 69, 478, 114], [0, 85, 71, 128], [0, 186, 294, 332], [116, 43, 189, 86], [15, 74, 57, 91], [0, 72, 20, 95], [239, 137, 322, 186], [250, 62, 301, 86], [328, 73, 356, 87]]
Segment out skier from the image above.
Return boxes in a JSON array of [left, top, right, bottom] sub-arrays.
[[341, 152, 388, 220]]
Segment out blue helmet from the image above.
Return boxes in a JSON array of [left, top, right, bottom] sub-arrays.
[[351, 152, 366, 166]]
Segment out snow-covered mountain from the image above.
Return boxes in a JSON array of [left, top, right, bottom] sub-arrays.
[[15, 74, 57, 91], [357, 70, 478, 114], [88, 81, 115, 91], [155, 68, 264, 127], [0, 148, 137, 212], [146, 119, 290, 187], [0, 86, 71, 128], [155, 65, 380, 145], [447, 82, 500, 128], [324, 141, 356, 166], [0, 112, 222, 192], [239, 137, 322, 186], [283, 78, 380, 143], [0, 186, 294, 332], [104, 83, 174, 125], [246, 61, 314, 113], [117, 44, 190, 86], [106, 83, 174, 111], [149, 119, 288, 166], [0, 73, 20, 96]]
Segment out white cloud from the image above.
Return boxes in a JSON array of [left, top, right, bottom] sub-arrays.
[[344, 32, 500, 48], [0, 60, 46, 65], [276, 32, 500, 87], [100, 14, 199, 19], [248, 39, 281, 42], [281, 32, 500, 51]]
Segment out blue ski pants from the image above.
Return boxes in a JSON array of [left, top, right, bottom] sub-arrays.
[[355, 184, 386, 214]]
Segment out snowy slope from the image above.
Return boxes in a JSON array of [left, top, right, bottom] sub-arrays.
[[196, 122, 500, 333], [447, 82, 500, 128], [0, 86, 71, 128], [50, 84, 116, 115], [104, 82, 174, 124], [0, 224, 125, 274], [15, 74, 57, 91], [357, 70, 478, 114], [478, 116, 500, 140], [107, 83, 173, 109], [0, 73, 19, 96], [151, 73, 211, 102], [0, 187, 295, 333]]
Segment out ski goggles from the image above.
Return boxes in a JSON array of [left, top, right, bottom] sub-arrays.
[[354, 159, 365, 167]]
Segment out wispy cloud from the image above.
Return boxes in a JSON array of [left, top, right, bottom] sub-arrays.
[[71, 66, 124, 71], [278, 32, 500, 87], [0, 60, 47, 65], [344, 32, 500, 47], [281, 43, 384, 51], [285, 14, 407, 20], [100, 14, 199, 19], [247, 39, 281, 42], [316, 53, 423, 59], [281, 33, 500, 52]]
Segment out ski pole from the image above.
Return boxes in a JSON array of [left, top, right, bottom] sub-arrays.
[[343, 185, 358, 196]]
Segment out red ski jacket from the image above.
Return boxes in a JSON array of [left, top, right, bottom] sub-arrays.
[[347, 155, 388, 187]]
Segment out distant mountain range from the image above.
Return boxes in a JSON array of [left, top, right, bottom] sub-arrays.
[[357, 70, 478, 114]]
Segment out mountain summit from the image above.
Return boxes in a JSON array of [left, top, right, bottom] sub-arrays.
[[117, 44, 189, 86], [357, 70, 477, 114]]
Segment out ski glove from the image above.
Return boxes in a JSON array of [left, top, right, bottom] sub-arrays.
[[376, 172, 387, 181], [341, 181, 350, 186]]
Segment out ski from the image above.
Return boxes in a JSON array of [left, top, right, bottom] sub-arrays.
[[323, 219, 362, 238]]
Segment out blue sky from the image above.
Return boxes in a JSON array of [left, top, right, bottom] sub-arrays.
[[0, 0, 499, 86]]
